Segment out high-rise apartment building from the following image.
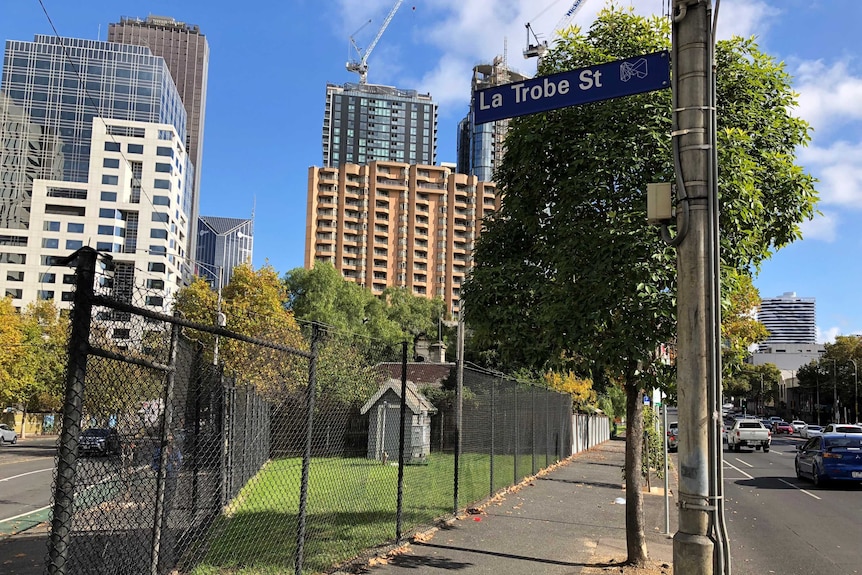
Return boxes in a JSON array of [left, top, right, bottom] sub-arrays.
[[757, 292, 817, 351], [196, 216, 254, 291], [457, 58, 528, 182], [322, 83, 437, 168], [109, 15, 209, 257], [0, 35, 192, 314], [306, 162, 498, 316]]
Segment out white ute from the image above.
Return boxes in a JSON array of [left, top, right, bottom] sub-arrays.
[[727, 419, 771, 452]]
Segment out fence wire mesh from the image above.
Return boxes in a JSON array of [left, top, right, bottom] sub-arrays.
[[46, 248, 581, 575]]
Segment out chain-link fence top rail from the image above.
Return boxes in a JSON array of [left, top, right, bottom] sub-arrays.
[[48, 248, 577, 575]]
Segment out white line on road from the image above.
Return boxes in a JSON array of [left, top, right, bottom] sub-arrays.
[[723, 459, 754, 480], [0, 467, 53, 482], [776, 478, 822, 500], [0, 504, 51, 524], [734, 457, 754, 468]]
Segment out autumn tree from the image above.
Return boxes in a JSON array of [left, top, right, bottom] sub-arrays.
[[543, 370, 597, 412], [463, 6, 816, 566]]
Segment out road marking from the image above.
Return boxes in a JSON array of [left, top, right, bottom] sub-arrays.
[[0, 467, 53, 482], [0, 504, 51, 524], [723, 459, 753, 480], [776, 478, 821, 500], [734, 458, 754, 468]]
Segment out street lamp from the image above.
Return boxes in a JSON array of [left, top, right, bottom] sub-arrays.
[[849, 359, 858, 424]]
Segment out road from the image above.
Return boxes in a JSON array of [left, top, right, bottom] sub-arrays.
[[0, 436, 57, 537], [722, 433, 862, 575]]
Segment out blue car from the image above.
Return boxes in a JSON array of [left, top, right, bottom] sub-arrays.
[[795, 433, 862, 487]]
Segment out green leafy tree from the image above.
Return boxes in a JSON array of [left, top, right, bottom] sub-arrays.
[[463, 7, 816, 565], [0, 299, 69, 434], [796, 336, 862, 422], [724, 363, 780, 414]]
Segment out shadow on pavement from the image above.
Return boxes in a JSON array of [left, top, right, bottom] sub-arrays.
[[537, 476, 622, 490]]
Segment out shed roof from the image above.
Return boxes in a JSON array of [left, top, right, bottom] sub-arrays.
[[360, 379, 438, 416]]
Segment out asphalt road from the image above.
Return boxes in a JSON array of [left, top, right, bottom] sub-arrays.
[[722, 433, 862, 575], [0, 436, 57, 537]]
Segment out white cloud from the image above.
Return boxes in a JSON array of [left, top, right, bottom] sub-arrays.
[[792, 60, 862, 133], [817, 325, 841, 344], [799, 211, 837, 243], [713, 0, 780, 40], [797, 141, 862, 208]]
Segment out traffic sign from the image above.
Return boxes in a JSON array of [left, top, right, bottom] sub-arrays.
[[472, 51, 670, 125]]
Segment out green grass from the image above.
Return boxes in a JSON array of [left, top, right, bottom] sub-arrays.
[[189, 450, 558, 574]]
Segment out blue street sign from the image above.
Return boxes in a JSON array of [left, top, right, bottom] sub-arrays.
[[472, 51, 670, 125], [644, 394, 651, 405]]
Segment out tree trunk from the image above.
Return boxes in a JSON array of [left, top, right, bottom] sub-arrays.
[[624, 379, 649, 566], [20, 401, 28, 439]]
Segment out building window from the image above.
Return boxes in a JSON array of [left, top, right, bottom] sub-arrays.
[[113, 328, 131, 340], [67, 223, 84, 233], [145, 296, 164, 307], [150, 229, 168, 239], [103, 158, 120, 169], [127, 143, 144, 154], [43, 221, 60, 232], [156, 146, 173, 157], [104, 142, 120, 152], [148, 262, 166, 273], [6, 271, 24, 282], [62, 274, 76, 285], [147, 279, 165, 290], [39, 273, 56, 283], [101, 191, 117, 201], [5, 289, 22, 299], [42, 238, 59, 249], [66, 240, 83, 250], [61, 292, 74, 302], [101, 175, 119, 185], [154, 179, 171, 190], [37, 291, 55, 301], [155, 163, 172, 173], [152, 212, 169, 223], [152, 195, 170, 206]]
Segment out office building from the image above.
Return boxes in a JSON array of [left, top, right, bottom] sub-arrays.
[[457, 58, 528, 182], [196, 216, 254, 291], [757, 292, 817, 351], [0, 35, 192, 315], [322, 83, 437, 168], [306, 162, 499, 316], [109, 15, 209, 257]]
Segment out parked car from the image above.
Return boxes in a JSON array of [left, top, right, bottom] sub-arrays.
[[801, 425, 823, 439], [821, 424, 862, 434], [795, 433, 862, 486], [79, 428, 120, 456], [790, 420, 808, 434], [666, 422, 679, 452], [0, 423, 17, 444], [772, 421, 794, 434]]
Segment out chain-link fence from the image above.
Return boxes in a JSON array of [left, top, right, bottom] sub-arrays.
[[45, 247, 582, 575]]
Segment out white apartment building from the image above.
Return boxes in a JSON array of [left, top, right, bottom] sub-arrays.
[[6, 118, 190, 327]]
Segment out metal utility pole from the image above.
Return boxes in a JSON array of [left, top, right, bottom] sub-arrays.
[[672, 1, 716, 574]]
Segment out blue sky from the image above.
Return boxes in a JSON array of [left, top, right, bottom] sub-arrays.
[[3, 1, 861, 341]]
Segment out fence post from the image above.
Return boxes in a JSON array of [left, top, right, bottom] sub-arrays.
[[453, 316, 464, 515], [545, 391, 550, 467], [150, 314, 182, 575], [510, 384, 516, 483], [48, 247, 97, 575], [489, 378, 496, 498], [396, 341, 408, 541], [295, 322, 320, 575], [531, 387, 536, 475]]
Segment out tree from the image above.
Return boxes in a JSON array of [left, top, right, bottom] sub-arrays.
[[724, 363, 780, 414], [543, 370, 597, 412], [463, 6, 817, 566], [721, 272, 769, 377], [284, 263, 446, 351], [0, 299, 69, 435], [175, 264, 307, 397], [796, 336, 862, 422]]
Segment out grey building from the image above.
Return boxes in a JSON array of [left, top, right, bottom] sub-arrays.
[[109, 15, 209, 258], [360, 379, 437, 464], [0, 35, 189, 230], [757, 292, 817, 351], [457, 58, 529, 182], [196, 216, 254, 291], [322, 82, 437, 167]]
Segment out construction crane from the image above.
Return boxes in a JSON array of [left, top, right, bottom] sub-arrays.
[[346, 0, 403, 84], [524, 0, 590, 61]]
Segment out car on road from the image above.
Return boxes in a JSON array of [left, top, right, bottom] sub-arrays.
[[790, 420, 807, 434], [728, 419, 771, 452], [800, 425, 823, 439], [772, 421, 794, 434], [78, 428, 120, 456], [666, 422, 679, 451], [821, 424, 862, 434], [795, 433, 862, 486], [0, 423, 17, 444]]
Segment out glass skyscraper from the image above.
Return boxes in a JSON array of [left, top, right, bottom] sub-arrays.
[[322, 82, 437, 167], [757, 292, 817, 350], [1, 35, 188, 230]]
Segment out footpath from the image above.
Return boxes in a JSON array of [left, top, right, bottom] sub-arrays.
[[365, 437, 677, 575]]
